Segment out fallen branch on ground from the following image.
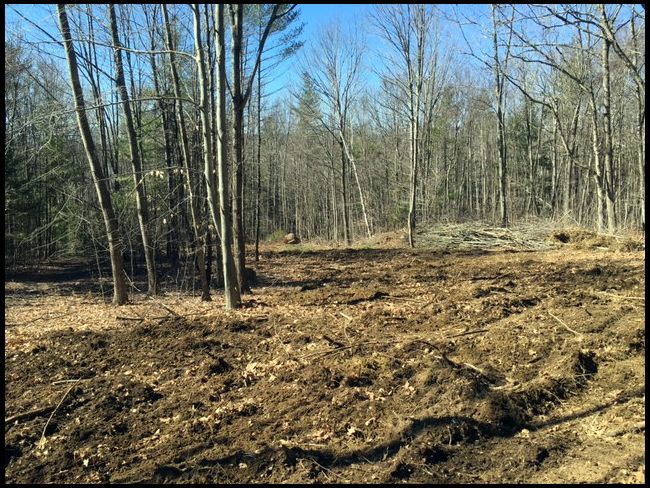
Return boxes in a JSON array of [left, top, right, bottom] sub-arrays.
[[116, 315, 173, 321], [447, 328, 490, 339], [5, 406, 55, 426], [548, 311, 583, 338], [339, 312, 353, 321], [595, 291, 645, 302], [156, 302, 180, 317], [51, 378, 92, 385], [40, 379, 82, 442]]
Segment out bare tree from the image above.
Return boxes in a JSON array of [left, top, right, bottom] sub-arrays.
[[57, 3, 127, 305], [143, 5, 180, 269], [190, 3, 240, 308], [228, 4, 299, 291], [373, 5, 448, 244], [599, 5, 616, 232], [162, 3, 211, 300], [491, 5, 515, 228], [214, 4, 241, 309], [301, 21, 368, 244], [109, 4, 157, 295]]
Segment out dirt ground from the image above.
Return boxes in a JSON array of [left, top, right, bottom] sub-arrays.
[[4, 227, 645, 483]]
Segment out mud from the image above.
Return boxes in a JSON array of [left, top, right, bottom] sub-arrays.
[[4, 234, 645, 483]]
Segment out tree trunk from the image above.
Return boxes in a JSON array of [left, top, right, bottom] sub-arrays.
[[229, 4, 250, 293], [340, 131, 371, 239], [495, 79, 508, 227], [637, 88, 645, 232], [151, 37, 178, 261], [162, 3, 210, 301], [193, 4, 221, 252], [589, 95, 606, 231], [492, 5, 509, 228], [109, 4, 157, 295], [58, 4, 127, 305], [215, 4, 241, 309], [601, 33, 616, 232], [255, 51, 262, 262], [407, 115, 418, 247], [340, 142, 351, 245], [631, 14, 645, 231]]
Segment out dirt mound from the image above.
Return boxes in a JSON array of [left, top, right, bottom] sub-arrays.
[[5, 243, 645, 483], [353, 230, 408, 249], [548, 227, 644, 251]]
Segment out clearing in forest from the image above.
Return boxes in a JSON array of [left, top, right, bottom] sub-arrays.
[[4, 226, 645, 483]]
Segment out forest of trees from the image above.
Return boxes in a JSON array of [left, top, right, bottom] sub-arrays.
[[5, 4, 645, 308]]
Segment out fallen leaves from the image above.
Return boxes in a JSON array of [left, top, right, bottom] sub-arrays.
[[5, 242, 646, 484]]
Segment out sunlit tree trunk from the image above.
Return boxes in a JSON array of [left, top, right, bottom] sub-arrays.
[[214, 4, 241, 309], [600, 26, 616, 232], [109, 4, 157, 295], [58, 4, 127, 305], [492, 5, 509, 228], [162, 3, 211, 300]]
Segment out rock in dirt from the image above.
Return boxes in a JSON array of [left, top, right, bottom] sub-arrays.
[[284, 233, 300, 244]]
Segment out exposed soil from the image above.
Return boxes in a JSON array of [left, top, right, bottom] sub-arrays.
[[4, 229, 645, 483]]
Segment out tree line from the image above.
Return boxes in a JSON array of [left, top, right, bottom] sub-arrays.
[[5, 4, 645, 308]]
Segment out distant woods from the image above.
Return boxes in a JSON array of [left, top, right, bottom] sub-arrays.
[[5, 4, 645, 306]]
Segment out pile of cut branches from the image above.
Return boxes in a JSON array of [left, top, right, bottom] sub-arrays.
[[416, 222, 557, 251]]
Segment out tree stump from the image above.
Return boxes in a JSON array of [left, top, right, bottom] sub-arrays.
[[284, 233, 300, 244]]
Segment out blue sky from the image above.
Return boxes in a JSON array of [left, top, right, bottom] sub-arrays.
[[266, 4, 377, 99], [299, 4, 373, 35], [267, 4, 490, 101], [6, 4, 57, 39], [5, 4, 492, 104]]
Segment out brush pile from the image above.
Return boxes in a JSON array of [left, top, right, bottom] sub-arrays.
[[416, 222, 556, 251]]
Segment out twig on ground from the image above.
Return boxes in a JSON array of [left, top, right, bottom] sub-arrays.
[[595, 291, 645, 302], [154, 301, 181, 317], [339, 312, 353, 321], [387, 295, 420, 302], [548, 311, 583, 338], [51, 378, 91, 385], [5, 406, 55, 426], [41, 378, 82, 441], [437, 353, 487, 375], [299, 339, 386, 360], [117, 315, 173, 321], [447, 328, 489, 339], [458, 360, 487, 375], [13, 312, 70, 327], [321, 334, 347, 348], [489, 377, 520, 391]]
